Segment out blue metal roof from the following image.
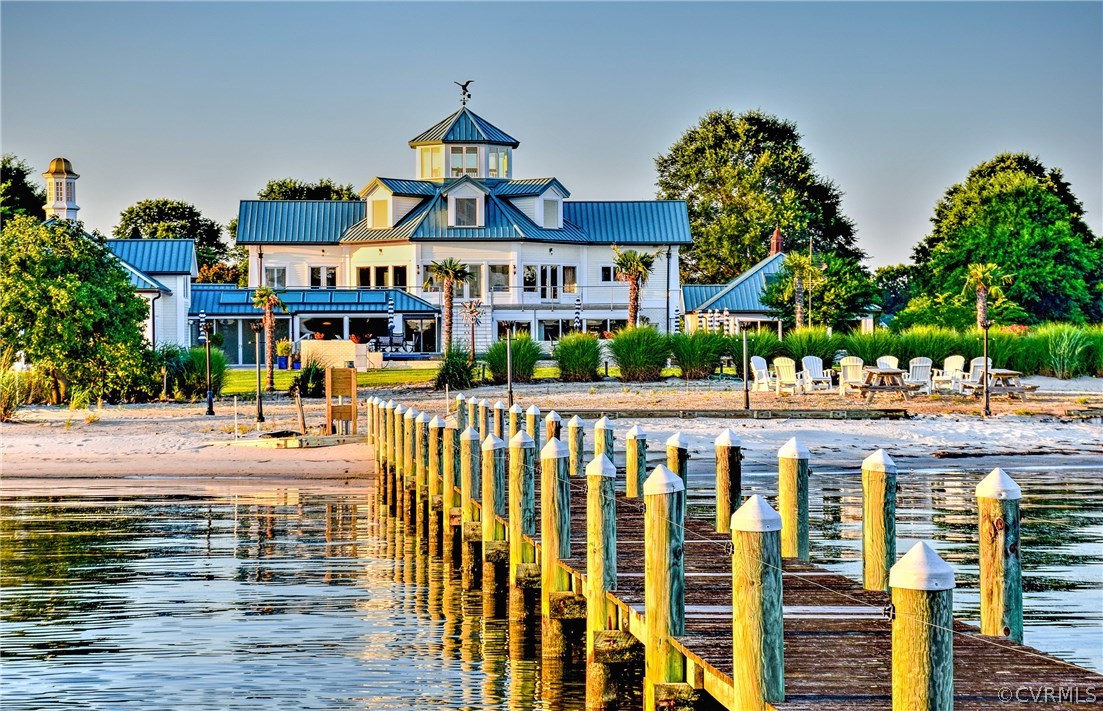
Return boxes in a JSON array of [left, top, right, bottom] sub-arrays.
[[235, 200, 365, 245], [562, 201, 693, 246], [105, 239, 197, 275], [372, 178, 438, 197], [115, 256, 171, 293], [189, 285, 438, 317], [681, 284, 725, 312], [688, 253, 786, 313], [493, 178, 570, 198], [409, 107, 520, 147]]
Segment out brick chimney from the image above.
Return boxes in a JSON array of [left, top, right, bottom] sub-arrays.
[[769, 227, 783, 256]]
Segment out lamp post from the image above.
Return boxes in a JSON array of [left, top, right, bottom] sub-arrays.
[[741, 322, 750, 410], [983, 319, 992, 418], [506, 326, 514, 408], [199, 311, 215, 416], [250, 321, 265, 424]]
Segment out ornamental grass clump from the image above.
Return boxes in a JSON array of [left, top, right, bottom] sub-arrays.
[[894, 326, 964, 366], [782, 327, 840, 364], [485, 335, 543, 384], [434, 348, 475, 391], [1038, 323, 1090, 379], [553, 332, 602, 382], [608, 327, 670, 381], [725, 328, 784, 368], [670, 331, 725, 379], [179, 346, 227, 398], [289, 357, 325, 398], [840, 330, 898, 365]]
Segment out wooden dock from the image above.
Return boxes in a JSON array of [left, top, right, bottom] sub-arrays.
[[367, 396, 1102, 710]]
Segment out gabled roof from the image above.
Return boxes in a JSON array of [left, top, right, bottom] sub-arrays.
[[105, 238, 197, 276], [690, 252, 786, 313], [681, 284, 726, 312], [367, 177, 439, 197], [493, 178, 571, 198], [236, 200, 365, 245], [115, 256, 171, 293], [189, 285, 438, 316], [409, 106, 520, 148], [563, 201, 693, 246], [441, 175, 492, 194]]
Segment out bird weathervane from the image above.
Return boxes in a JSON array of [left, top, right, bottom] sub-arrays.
[[455, 80, 473, 106]]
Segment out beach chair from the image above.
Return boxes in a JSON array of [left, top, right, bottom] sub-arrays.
[[800, 355, 833, 393], [904, 357, 933, 395], [931, 355, 966, 393], [773, 357, 801, 395], [876, 355, 899, 369], [750, 356, 775, 392], [959, 357, 992, 394], [838, 356, 866, 395]]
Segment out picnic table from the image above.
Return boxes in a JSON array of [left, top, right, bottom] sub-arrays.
[[857, 366, 919, 402], [977, 368, 1039, 400]]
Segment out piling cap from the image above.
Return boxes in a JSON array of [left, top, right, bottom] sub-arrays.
[[526, 404, 541, 416], [546, 410, 562, 422], [595, 415, 612, 430], [404, 407, 418, 420], [369, 396, 379, 405], [384, 399, 395, 409], [568, 415, 583, 427], [862, 449, 897, 473], [540, 436, 568, 459], [460, 426, 481, 442], [585, 455, 617, 478], [416, 411, 430, 423], [626, 424, 646, 440], [455, 393, 466, 403], [730, 495, 782, 532], [778, 437, 810, 460], [509, 403, 523, 414], [510, 430, 535, 448], [644, 464, 685, 495], [479, 399, 490, 407], [889, 542, 956, 592], [493, 400, 505, 410], [482, 433, 506, 451], [444, 415, 458, 430], [975, 467, 1022, 500], [467, 396, 478, 405], [715, 428, 741, 447], [394, 404, 407, 414], [665, 432, 689, 449], [429, 416, 445, 429]]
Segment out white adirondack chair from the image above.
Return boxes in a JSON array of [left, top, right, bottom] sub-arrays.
[[839, 356, 866, 395], [800, 355, 833, 393], [750, 356, 775, 392], [773, 357, 801, 395], [904, 357, 933, 395], [959, 357, 992, 394], [876, 355, 899, 369], [932, 355, 966, 393]]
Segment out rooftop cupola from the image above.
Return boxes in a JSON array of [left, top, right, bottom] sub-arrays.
[[409, 105, 519, 181], [43, 157, 80, 220]]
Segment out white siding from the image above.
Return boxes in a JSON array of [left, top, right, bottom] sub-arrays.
[[394, 197, 421, 224], [510, 197, 536, 222]]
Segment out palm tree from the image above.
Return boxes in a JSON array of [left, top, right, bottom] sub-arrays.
[[251, 286, 286, 391], [425, 258, 474, 352], [783, 253, 814, 329], [612, 247, 658, 327], [962, 263, 1013, 329]]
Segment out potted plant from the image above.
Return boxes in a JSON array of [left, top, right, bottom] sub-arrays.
[[312, 331, 325, 340], [349, 334, 362, 345], [291, 353, 302, 370], [275, 338, 292, 369]]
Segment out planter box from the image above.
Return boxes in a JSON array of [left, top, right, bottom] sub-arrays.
[[277, 355, 289, 369]]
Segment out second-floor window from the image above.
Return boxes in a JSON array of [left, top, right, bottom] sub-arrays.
[[543, 199, 559, 228], [600, 266, 621, 283], [455, 198, 478, 227], [419, 146, 443, 179], [450, 146, 478, 177], [489, 264, 510, 292], [310, 266, 337, 289], [488, 146, 509, 178], [264, 266, 286, 289]]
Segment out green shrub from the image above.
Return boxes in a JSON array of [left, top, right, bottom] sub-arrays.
[[840, 330, 899, 365], [553, 333, 602, 382], [0, 370, 28, 421], [1085, 325, 1103, 377], [608, 327, 670, 381], [670, 331, 725, 379], [434, 348, 475, 390], [177, 347, 227, 398], [782, 327, 841, 364], [484, 335, 543, 384], [289, 358, 325, 398], [725, 328, 784, 369], [894, 326, 963, 366]]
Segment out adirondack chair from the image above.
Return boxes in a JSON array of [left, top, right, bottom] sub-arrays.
[[773, 357, 801, 395], [838, 356, 866, 395], [931, 355, 966, 393], [750, 356, 775, 392], [904, 357, 933, 395], [800, 355, 833, 393], [959, 357, 992, 394], [876, 355, 899, 369]]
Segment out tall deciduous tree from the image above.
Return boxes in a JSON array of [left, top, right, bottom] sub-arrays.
[[425, 259, 474, 352], [114, 199, 226, 268], [762, 252, 878, 331], [911, 153, 1102, 323], [874, 264, 917, 318], [256, 178, 358, 201], [251, 286, 286, 391], [612, 247, 658, 327], [0, 216, 150, 402], [1, 154, 46, 221], [656, 110, 864, 283]]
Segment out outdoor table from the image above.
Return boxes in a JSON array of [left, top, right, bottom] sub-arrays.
[[859, 366, 917, 402], [982, 368, 1037, 400]]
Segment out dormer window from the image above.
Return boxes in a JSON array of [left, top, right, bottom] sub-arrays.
[[488, 146, 510, 179], [450, 146, 479, 177], [543, 199, 560, 228], [455, 198, 478, 227]]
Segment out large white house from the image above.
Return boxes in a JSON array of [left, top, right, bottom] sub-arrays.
[[197, 101, 692, 357]]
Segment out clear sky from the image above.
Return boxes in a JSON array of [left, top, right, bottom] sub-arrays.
[[3, 1, 1100, 267]]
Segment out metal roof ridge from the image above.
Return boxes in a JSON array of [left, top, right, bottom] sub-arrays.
[[695, 252, 786, 312], [113, 255, 171, 293]]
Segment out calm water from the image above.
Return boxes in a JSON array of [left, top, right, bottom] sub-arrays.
[[2, 465, 1101, 708]]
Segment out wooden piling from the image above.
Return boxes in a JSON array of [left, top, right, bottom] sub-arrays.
[[568, 415, 585, 478], [862, 449, 897, 591], [778, 437, 811, 560], [976, 467, 1023, 643], [381, 400, 395, 515], [466, 397, 477, 436], [594, 416, 614, 465], [482, 434, 508, 598], [508, 430, 537, 619], [493, 401, 506, 439], [428, 415, 445, 557], [442, 416, 460, 567], [665, 432, 689, 485], [455, 393, 468, 431], [526, 405, 542, 453], [586, 454, 618, 709], [540, 436, 571, 658], [403, 407, 419, 533], [393, 404, 406, 521], [545, 409, 562, 442], [625, 425, 646, 498], [715, 428, 742, 533], [460, 426, 482, 588], [415, 411, 431, 541], [730, 495, 785, 709], [889, 542, 955, 711], [643, 463, 686, 709], [508, 403, 523, 440], [478, 399, 490, 441]]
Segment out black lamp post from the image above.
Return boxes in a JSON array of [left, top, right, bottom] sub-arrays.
[[983, 319, 992, 418], [199, 311, 215, 416], [741, 323, 750, 410], [250, 321, 265, 423]]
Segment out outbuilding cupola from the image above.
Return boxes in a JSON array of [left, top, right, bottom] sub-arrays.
[[43, 157, 79, 220], [409, 106, 519, 181]]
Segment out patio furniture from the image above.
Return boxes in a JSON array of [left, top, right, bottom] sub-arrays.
[[958, 357, 992, 394], [931, 355, 966, 393], [876, 355, 899, 369], [838, 356, 866, 395], [373, 334, 412, 353], [750, 356, 775, 392], [964, 366, 1039, 401], [904, 357, 933, 395], [773, 357, 801, 395], [800, 355, 833, 393], [859, 365, 919, 402]]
